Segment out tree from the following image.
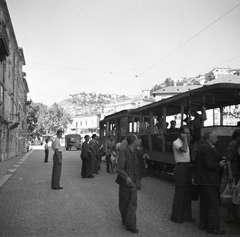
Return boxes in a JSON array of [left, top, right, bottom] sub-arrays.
[[204, 71, 215, 82], [26, 102, 73, 139], [47, 103, 73, 135], [164, 77, 175, 87], [26, 103, 48, 140]]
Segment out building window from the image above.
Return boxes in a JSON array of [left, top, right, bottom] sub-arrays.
[[76, 122, 78, 127], [86, 121, 87, 126], [80, 122, 82, 126]]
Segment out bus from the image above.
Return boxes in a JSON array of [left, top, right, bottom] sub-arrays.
[[65, 134, 81, 150], [99, 82, 240, 180]]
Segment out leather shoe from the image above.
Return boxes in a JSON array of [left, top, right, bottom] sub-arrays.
[[87, 175, 95, 178], [199, 224, 208, 230], [183, 218, 195, 222], [126, 228, 139, 233], [171, 218, 184, 224], [226, 217, 240, 224], [207, 229, 226, 235], [52, 187, 63, 190]]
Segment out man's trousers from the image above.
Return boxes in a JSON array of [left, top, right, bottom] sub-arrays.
[[199, 185, 220, 230], [118, 184, 137, 230], [171, 163, 192, 222], [44, 149, 49, 162], [106, 154, 112, 172], [51, 152, 62, 188]]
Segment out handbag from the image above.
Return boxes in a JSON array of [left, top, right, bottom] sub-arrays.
[[220, 180, 235, 208], [232, 179, 240, 205]]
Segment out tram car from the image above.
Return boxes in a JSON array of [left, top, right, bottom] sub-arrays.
[[100, 82, 240, 180]]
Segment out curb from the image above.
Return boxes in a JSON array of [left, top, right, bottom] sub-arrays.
[[0, 149, 34, 188]]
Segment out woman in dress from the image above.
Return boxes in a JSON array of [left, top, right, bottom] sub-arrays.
[[226, 129, 240, 223]]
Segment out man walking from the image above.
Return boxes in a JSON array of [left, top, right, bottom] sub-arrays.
[[196, 131, 226, 235], [171, 125, 194, 224], [115, 134, 139, 233], [51, 130, 63, 190]]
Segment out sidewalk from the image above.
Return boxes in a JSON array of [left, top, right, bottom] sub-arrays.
[[0, 150, 34, 188]]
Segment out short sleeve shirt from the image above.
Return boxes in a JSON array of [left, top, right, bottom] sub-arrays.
[[173, 138, 190, 163], [52, 137, 62, 151]]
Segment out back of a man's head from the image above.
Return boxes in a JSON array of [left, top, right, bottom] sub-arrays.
[[126, 134, 137, 145]]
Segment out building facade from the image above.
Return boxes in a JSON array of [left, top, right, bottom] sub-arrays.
[[66, 114, 100, 139], [0, 0, 30, 161], [103, 89, 155, 117]]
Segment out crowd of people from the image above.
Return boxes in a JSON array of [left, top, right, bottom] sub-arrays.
[[47, 112, 240, 235], [171, 123, 240, 236]]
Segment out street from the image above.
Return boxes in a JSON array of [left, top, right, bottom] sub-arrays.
[[0, 149, 240, 237]]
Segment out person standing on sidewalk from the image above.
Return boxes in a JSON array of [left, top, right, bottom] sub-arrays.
[[115, 134, 139, 233], [44, 139, 49, 163], [196, 131, 226, 235], [51, 130, 63, 190], [171, 125, 194, 224]]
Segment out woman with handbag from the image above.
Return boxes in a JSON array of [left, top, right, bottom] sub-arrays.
[[226, 129, 240, 224]]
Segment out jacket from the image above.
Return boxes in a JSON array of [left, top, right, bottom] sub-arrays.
[[196, 141, 222, 187], [115, 146, 140, 187], [81, 141, 89, 159]]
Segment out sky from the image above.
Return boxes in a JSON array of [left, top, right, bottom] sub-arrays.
[[6, 0, 240, 106]]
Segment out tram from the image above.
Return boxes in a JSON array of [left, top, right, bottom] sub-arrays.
[[99, 82, 240, 180]]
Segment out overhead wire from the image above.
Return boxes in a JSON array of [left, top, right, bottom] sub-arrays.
[[115, 2, 240, 93], [192, 55, 240, 80]]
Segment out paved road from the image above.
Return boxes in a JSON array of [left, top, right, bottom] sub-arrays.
[[0, 150, 239, 237]]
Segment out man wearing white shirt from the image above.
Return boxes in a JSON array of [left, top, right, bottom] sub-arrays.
[[51, 130, 63, 190], [171, 125, 193, 223]]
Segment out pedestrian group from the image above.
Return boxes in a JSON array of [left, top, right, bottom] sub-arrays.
[[46, 120, 240, 235]]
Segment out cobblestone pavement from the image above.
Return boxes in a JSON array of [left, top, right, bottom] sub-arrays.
[[0, 150, 239, 237]]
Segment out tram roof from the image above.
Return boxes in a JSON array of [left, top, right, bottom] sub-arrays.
[[132, 82, 240, 116], [102, 109, 133, 121]]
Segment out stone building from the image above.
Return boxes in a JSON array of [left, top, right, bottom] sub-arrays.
[[0, 0, 30, 161]]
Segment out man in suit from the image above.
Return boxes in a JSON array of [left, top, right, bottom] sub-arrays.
[[196, 131, 226, 235], [115, 134, 140, 233], [81, 135, 94, 178]]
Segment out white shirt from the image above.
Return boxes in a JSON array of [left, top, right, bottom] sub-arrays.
[[52, 137, 62, 152], [172, 138, 190, 163]]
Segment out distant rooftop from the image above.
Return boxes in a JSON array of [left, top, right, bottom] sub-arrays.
[[205, 74, 240, 85], [151, 85, 202, 94]]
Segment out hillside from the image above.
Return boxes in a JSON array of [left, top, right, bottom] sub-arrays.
[[58, 92, 131, 116]]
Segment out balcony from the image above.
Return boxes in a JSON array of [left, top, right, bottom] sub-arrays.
[[0, 20, 10, 60], [8, 112, 20, 131]]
